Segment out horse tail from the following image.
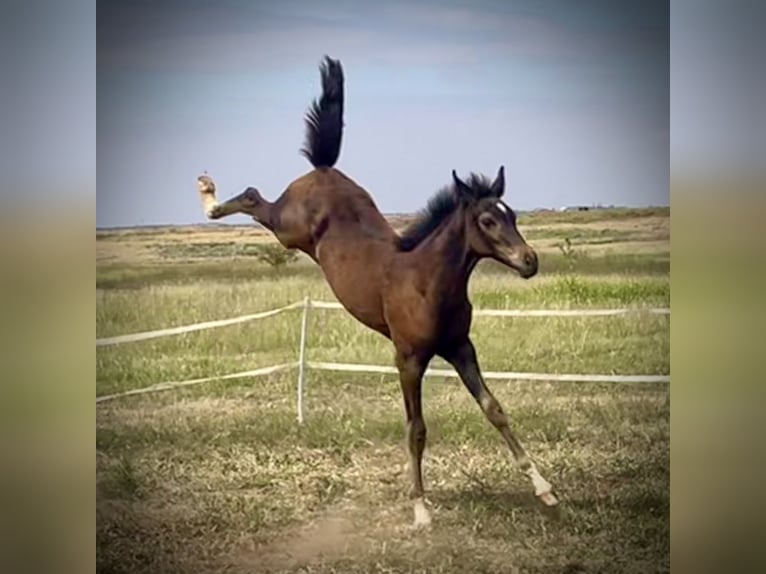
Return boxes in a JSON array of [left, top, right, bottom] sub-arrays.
[[300, 56, 344, 169]]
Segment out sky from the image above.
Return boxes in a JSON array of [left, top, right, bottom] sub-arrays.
[[97, 0, 669, 227]]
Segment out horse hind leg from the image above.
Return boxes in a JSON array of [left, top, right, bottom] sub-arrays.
[[197, 174, 275, 232]]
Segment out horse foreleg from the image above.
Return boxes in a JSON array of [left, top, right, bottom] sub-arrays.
[[443, 339, 559, 507], [395, 350, 431, 528], [197, 174, 275, 231]]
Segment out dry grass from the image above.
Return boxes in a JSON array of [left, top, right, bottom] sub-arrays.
[[97, 374, 669, 574], [96, 208, 668, 266]]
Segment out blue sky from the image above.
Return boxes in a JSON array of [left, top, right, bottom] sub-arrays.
[[97, 0, 669, 227]]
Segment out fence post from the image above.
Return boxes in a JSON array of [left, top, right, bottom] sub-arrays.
[[296, 296, 311, 424]]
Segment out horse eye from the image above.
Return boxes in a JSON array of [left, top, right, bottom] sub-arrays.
[[480, 215, 497, 229]]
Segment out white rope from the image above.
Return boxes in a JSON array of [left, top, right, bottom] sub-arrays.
[[95, 358, 669, 404], [97, 298, 669, 405], [310, 300, 670, 317], [95, 362, 297, 403], [97, 300, 669, 347], [472, 308, 670, 317], [307, 361, 670, 384], [96, 301, 305, 347]]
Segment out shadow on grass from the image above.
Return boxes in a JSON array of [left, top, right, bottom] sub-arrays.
[[432, 484, 559, 520]]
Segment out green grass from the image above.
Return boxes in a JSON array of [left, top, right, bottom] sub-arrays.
[[96, 250, 669, 290], [96, 211, 669, 574], [522, 226, 669, 245], [480, 251, 669, 278]]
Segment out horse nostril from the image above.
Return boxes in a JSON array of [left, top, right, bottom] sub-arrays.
[[524, 252, 536, 268]]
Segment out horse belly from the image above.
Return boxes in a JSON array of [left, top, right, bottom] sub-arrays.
[[316, 241, 389, 336]]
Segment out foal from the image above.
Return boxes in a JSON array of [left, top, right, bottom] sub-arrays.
[[386, 168, 558, 525], [196, 56, 557, 526]]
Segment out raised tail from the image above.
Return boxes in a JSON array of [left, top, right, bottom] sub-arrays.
[[300, 56, 344, 169]]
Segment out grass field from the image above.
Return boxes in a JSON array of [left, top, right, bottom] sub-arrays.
[[96, 207, 669, 574]]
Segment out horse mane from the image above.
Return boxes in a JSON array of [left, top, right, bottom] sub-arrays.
[[397, 173, 497, 252]]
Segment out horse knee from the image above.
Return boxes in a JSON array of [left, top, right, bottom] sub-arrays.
[[396, 353, 422, 377], [414, 419, 427, 445], [410, 419, 428, 443]]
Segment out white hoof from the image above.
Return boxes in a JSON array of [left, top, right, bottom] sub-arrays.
[[413, 498, 432, 528]]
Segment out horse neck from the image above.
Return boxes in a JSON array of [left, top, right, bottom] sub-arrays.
[[426, 211, 479, 300]]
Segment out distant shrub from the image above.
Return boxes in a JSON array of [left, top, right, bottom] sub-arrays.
[[154, 241, 264, 259], [254, 244, 299, 268], [152, 241, 299, 268], [556, 237, 590, 272]]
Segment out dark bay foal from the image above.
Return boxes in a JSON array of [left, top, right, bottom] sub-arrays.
[[197, 56, 557, 526]]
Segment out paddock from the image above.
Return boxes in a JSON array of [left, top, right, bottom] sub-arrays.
[[97, 209, 669, 574]]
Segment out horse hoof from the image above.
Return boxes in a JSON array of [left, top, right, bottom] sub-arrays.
[[412, 516, 431, 529], [538, 491, 559, 507], [412, 498, 432, 529]]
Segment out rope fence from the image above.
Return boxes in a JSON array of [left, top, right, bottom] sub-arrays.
[[96, 300, 305, 346], [96, 298, 671, 420]]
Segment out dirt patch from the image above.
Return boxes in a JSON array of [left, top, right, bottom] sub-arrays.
[[233, 503, 406, 572]]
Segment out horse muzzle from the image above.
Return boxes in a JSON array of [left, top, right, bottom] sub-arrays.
[[497, 247, 538, 279]]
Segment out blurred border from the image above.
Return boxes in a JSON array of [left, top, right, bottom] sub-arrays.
[[0, 1, 95, 573], [671, 1, 766, 572], [4, 0, 766, 573]]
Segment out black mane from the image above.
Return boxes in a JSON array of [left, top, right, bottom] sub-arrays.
[[397, 173, 498, 252]]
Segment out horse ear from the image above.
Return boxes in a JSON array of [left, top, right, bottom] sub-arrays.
[[490, 165, 505, 197], [452, 170, 472, 201]]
